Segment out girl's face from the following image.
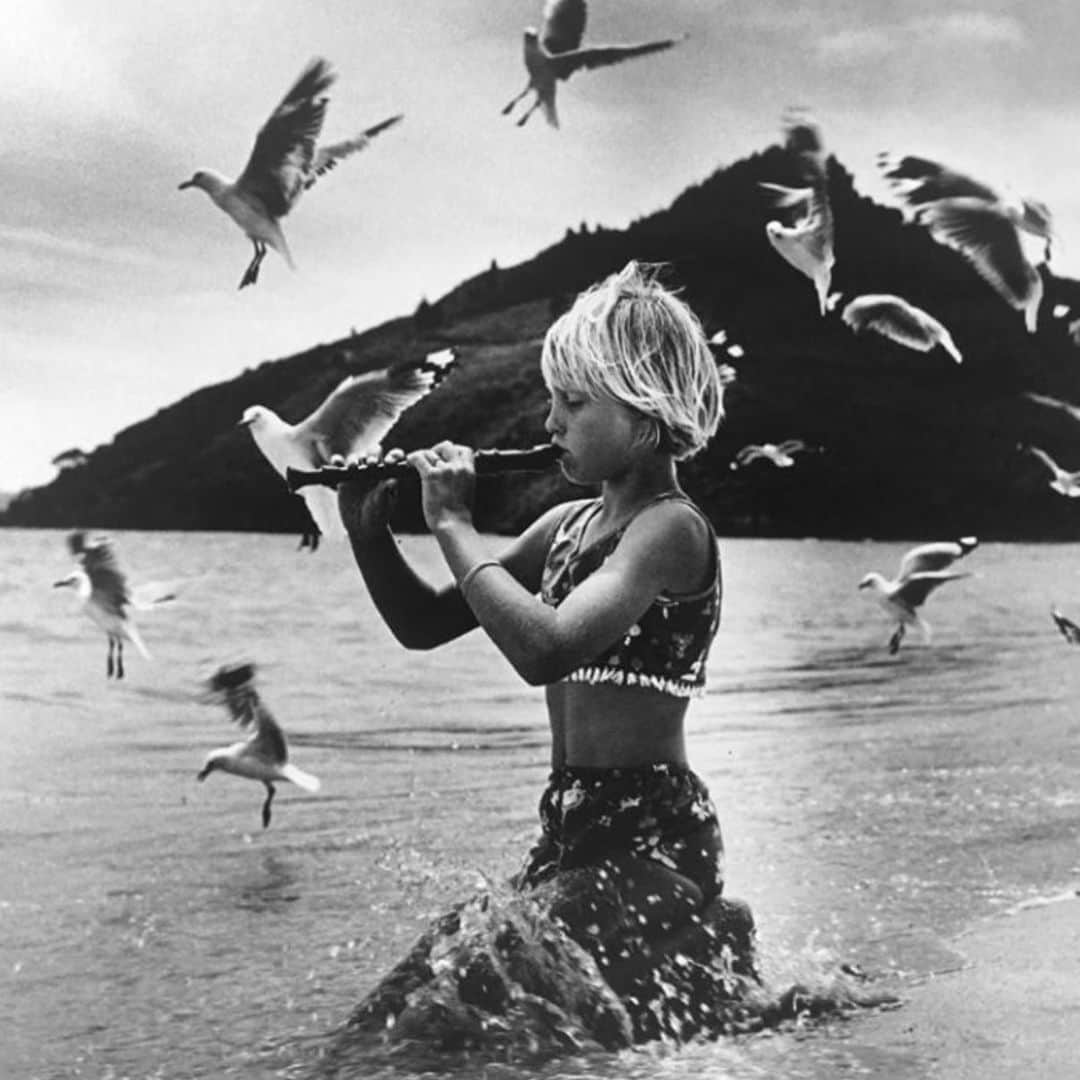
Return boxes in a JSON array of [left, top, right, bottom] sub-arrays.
[[544, 383, 649, 485]]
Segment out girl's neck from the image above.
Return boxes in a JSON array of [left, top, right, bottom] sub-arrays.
[[597, 455, 681, 525]]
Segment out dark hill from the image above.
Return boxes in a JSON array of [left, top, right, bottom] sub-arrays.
[[8, 144, 1080, 539]]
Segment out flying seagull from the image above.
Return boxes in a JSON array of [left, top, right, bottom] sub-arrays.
[[731, 440, 815, 470], [240, 348, 457, 547], [502, 0, 685, 128], [840, 293, 963, 363], [876, 152, 1047, 333], [858, 537, 978, 654], [1022, 445, 1080, 497], [179, 56, 403, 288], [197, 662, 320, 829], [1051, 607, 1080, 645], [760, 110, 835, 315], [53, 532, 176, 679]]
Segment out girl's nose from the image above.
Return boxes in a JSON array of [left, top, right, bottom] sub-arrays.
[[544, 403, 561, 435]]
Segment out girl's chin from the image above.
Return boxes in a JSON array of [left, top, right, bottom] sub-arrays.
[[559, 457, 599, 486]]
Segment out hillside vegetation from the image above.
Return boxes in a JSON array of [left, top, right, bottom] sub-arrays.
[[8, 143, 1080, 539]]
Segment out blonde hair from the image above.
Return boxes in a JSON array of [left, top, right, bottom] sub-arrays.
[[541, 262, 725, 460]]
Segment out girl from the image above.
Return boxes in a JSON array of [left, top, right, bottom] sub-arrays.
[[338, 262, 755, 1041]]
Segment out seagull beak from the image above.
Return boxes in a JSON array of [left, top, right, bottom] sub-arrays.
[[178, 178, 194, 190], [197, 764, 213, 781], [237, 416, 253, 428], [53, 575, 74, 588]]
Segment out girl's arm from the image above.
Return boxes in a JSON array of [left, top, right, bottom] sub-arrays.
[[413, 445, 712, 685], [338, 460, 567, 650]]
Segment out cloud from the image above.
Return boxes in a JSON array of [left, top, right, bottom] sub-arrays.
[[815, 27, 897, 63], [909, 12, 1027, 48], [816, 9, 1027, 65]]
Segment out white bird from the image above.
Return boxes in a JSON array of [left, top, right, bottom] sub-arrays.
[[53, 531, 176, 679], [841, 294, 963, 363], [858, 537, 978, 654], [179, 57, 403, 289], [241, 348, 457, 546], [761, 110, 835, 315], [731, 440, 814, 470], [876, 153, 1046, 333], [1023, 445, 1080, 497], [198, 662, 320, 829], [501, 0, 685, 128]]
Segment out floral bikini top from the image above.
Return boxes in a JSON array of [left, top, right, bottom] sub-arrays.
[[540, 493, 722, 698]]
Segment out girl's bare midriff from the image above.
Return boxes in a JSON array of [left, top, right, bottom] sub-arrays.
[[546, 681, 689, 769]]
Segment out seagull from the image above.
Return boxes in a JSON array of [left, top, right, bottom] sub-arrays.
[[53, 531, 176, 679], [840, 293, 963, 363], [1022, 445, 1080, 497], [876, 153, 1046, 333], [731, 440, 814, 470], [501, 0, 685, 128], [240, 348, 457, 546], [858, 537, 978, 654], [1051, 607, 1080, 645], [761, 110, 835, 315], [197, 662, 320, 829], [179, 57, 403, 288]]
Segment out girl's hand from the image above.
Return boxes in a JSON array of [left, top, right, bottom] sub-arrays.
[[409, 441, 476, 533], [337, 447, 405, 539]]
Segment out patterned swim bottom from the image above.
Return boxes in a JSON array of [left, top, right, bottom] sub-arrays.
[[517, 762, 724, 902]]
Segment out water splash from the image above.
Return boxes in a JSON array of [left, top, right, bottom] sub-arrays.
[[311, 886, 894, 1076]]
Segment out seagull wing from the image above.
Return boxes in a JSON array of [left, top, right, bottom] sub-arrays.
[[758, 181, 816, 217], [877, 153, 999, 205], [235, 57, 336, 218], [1023, 393, 1080, 423], [783, 115, 828, 182], [893, 570, 970, 609], [775, 439, 808, 456], [249, 701, 289, 766], [296, 349, 457, 462], [76, 538, 132, 617], [734, 445, 765, 466], [842, 294, 959, 359], [549, 37, 682, 79], [897, 540, 975, 579], [305, 114, 404, 190], [540, 0, 587, 54], [1026, 445, 1069, 483], [203, 663, 286, 764], [917, 198, 1039, 310]]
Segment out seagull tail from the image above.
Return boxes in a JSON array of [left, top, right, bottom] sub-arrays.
[[280, 763, 320, 792], [125, 622, 152, 660], [940, 334, 963, 364]]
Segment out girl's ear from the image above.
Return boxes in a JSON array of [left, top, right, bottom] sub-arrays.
[[632, 416, 662, 452]]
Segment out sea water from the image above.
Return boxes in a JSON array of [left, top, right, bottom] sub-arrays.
[[3, 528, 1080, 1078]]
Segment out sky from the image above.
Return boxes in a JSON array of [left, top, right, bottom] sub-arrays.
[[4, 0, 1080, 493]]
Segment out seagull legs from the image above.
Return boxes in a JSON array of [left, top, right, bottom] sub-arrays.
[[261, 781, 276, 828], [106, 636, 125, 679], [239, 240, 267, 289], [501, 84, 532, 116], [888, 623, 905, 655]]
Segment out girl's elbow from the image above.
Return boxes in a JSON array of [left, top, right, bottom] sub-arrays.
[[513, 647, 574, 687]]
